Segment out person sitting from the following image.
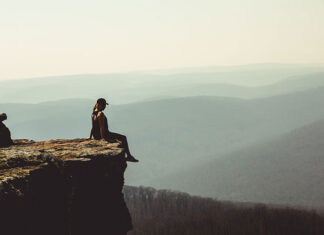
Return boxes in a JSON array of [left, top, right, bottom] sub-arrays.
[[90, 98, 139, 163], [0, 113, 13, 147]]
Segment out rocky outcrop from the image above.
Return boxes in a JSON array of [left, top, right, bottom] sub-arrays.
[[0, 138, 132, 235]]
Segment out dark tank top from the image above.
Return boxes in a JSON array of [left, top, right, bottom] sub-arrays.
[[92, 110, 109, 140]]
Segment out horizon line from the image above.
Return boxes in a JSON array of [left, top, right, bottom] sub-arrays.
[[1, 62, 324, 82]]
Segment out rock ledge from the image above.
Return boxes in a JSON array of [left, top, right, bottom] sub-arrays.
[[0, 138, 132, 235]]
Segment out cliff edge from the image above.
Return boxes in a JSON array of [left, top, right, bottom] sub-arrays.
[[0, 138, 132, 235]]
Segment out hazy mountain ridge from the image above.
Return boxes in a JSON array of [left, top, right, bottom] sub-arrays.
[[154, 118, 324, 207], [1, 64, 324, 104]]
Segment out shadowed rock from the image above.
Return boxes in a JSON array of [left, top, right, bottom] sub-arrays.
[[0, 138, 133, 235]]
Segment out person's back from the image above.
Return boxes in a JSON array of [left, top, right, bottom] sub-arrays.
[[91, 110, 109, 140]]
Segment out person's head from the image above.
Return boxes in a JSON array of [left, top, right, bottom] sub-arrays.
[[0, 113, 7, 122], [94, 98, 109, 111]]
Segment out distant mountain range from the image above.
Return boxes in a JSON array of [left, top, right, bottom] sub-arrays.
[[1, 63, 324, 104], [155, 118, 324, 207]]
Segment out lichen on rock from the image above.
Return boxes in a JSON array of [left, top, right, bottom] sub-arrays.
[[0, 138, 133, 235]]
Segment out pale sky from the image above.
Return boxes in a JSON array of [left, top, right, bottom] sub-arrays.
[[1, 0, 324, 80]]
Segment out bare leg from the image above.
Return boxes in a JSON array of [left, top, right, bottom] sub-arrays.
[[108, 132, 130, 154], [107, 132, 138, 162]]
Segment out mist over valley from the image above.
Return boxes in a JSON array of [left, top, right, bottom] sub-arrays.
[[1, 64, 324, 209]]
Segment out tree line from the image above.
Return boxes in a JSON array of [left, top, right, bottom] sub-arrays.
[[123, 186, 324, 235]]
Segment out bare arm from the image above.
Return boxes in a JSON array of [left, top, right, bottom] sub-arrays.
[[89, 114, 95, 139], [89, 127, 93, 139]]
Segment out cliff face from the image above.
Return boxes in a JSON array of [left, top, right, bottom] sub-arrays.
[[0, 139, 132, 235]]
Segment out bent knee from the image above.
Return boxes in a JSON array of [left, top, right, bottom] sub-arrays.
[[109, 132, 126, 139]]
